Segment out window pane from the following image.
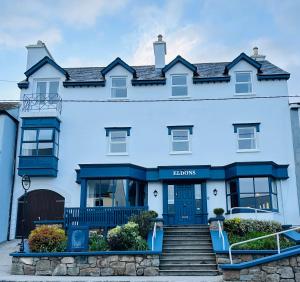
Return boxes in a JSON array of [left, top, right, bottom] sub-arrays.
[[168, 185, 175, 213], [238, 139, 256, 150], [172, 86, 188, 96], [23, 130, 37, 142], [128, 180, 137, 206], [172, 75, 187, 85], [110, 131, 126, 142], [22, 143, 37, 156], [38, 142, 53, 155], [239, 178, 254, 193], [173, 130, 188, 141], [114, 180, 126, 207], [111, 88, 127, 98], [254, 178, 269, 193], [227, 194, 238, 210], [238, 127, 255, 138], [87, 180, 101, 207], [227, 180, 238, 194], [49, 81, 59, 94], [172, 141, 189, 152], [272, 194, 278, 210], [195, 184, 202, 214], [38, 129, 53, 141], [256, 193, 271, 209], [112, 78, 126, 87], [235, 83, 252, 94], [110, 143, 126, 153], [100, 179, 115, 207], [36, 82, 46, 94], [236, 72, 251, 83], [272, 180, 277, 194], [240, 193, 256, 208]]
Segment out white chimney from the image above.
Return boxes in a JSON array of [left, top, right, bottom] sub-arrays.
[[26, 40, 54, 70], [251, 46, 266, 61], [153, 34, 166, 69]]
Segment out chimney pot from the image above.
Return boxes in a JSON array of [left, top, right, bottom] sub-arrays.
[[251, 46, 266, 61], [158, 34, 163, 42], [253, 47, 258, 56]]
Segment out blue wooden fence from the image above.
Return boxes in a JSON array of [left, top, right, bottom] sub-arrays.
[[64, 207, 147, 229]]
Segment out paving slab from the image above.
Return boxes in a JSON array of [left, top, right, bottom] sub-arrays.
[[0, 240, 223, 281]]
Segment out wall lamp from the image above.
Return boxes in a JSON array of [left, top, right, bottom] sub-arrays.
[[213, 189, 218, 196], [153, 190, 158, 198]]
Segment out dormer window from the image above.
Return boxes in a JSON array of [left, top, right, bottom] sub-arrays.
[[111, 77, 127, 98], [171, 75, 187, 97], [36, 80, 59, 103], [235, 72, 252, 94]]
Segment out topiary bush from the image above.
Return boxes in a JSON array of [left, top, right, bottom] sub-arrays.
[[107, 222, 148, 251], [213, 208, 225, 216], [28, 225, 67, 252], [89, 233, 109, 251], [129, 210, 158, 239]]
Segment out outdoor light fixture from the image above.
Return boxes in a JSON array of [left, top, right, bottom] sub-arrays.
[[19, 175, 31, 253], [153, 190, 158, 197], [213, 189, 218, 196]]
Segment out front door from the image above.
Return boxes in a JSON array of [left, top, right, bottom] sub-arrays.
[[174, 184, 195, 225]]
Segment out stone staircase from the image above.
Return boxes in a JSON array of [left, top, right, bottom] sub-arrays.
[[159, 225, 219, 276]]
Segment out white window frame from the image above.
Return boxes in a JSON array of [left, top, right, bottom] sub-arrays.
[[34, 78, 60, 101], [236, 126, 259, 152], [171, 74, 188, 98], [234, 71, 253, 95], [107, 130, 128, 155], [170, 129, 191, 154], [111, 76, 127, 99]]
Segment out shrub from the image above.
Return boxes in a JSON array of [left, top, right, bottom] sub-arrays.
[[107, 222, 148, 251], [28, 225, 67, 253], [224, 218, 282, 236], [129, 210, 158, 239], [89, 233, 109, 251], [213, 208, 224, 216]]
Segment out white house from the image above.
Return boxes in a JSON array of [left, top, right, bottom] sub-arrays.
[[0, 103, 18, 242], [10, 36, 298, 238]]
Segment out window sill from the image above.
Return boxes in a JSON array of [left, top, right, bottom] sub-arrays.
[[169, 96, 191, 99], [236, 149, 260, 153], [108, 98, 129, 101], [106, 153, 129, 156], [169, 151, 192, 155], [234, 93, 256, 97]]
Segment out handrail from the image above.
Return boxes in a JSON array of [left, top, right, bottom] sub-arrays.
[[218, 220, 225, 251], [229, 207, 274, 214], [229, 226, 300, 264], [151, 222, 157, 251]]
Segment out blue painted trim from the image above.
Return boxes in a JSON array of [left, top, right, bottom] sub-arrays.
[[131, 79, 166, 86], [193, 76, 230, 84], [224, 53, 262, 75], [147, 229, 164, 252], [33, 220, 64, 225], [233, 123, 260, 133], [101, 57, 136, 78], [80, 179, 87, 208], [283, 230, 300, 243], [17, 81, 29, 89], [167, 125, 193, 135], [105, 127, 131, 137], [162, 55, 198, 75], [210, 230, 230, 252], [76, 162, 289, 183], [10, 250, 161, 257], [24, 56, 69, 79], [257, 74, 290, 81], [63, 81, 105, 87], [22, 117, 61, 130], [220, 246, 300, 270]]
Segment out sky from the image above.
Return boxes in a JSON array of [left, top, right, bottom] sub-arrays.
[[0, 0, 300, 100]]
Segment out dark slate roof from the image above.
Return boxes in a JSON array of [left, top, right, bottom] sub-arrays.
[[63, 60, 289, 82], [0, 102, 19, 111]]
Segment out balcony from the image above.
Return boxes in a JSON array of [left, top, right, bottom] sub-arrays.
[[21, 93, 62, 118]]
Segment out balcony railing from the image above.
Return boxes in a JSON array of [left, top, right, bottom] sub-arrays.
[[64, 206, 147, 229], [22, 93, 62, 114]]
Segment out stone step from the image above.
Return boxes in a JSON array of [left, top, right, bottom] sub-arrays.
[[164, 226, 209, 231], [164, 231, 210, 236], [163, 241, 212, 246], [164, 234, 211, 240], [160, 258, 217, 264], [160, 253, 216, 260], [160, 263, 218, 271], [163, 245, 213, 251], [159, 269, 219, 276]]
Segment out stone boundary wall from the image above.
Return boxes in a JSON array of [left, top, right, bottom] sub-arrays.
[[221, 254, 300, 282], [11, 254, 159, 276]]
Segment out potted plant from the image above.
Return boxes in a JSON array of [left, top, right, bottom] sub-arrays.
[[213, 208, 225, 219]]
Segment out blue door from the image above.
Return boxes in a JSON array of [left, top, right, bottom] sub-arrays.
[[174, 184, 195, 225]]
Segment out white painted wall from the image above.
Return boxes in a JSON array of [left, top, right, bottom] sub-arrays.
[[147, 182, 163, 217], [9, 59, 299, 238]]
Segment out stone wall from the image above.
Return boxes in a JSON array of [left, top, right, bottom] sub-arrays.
[[11, 254, 159, 276], [221, 254, 300, 282]]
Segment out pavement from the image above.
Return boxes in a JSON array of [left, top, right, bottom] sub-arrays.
[[0, 240, 223, 282]]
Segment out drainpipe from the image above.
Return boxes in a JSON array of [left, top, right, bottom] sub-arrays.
[[6, 112, 19, 241]]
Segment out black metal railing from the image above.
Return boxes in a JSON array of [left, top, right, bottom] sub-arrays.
[[22, 93, 62, 114]]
